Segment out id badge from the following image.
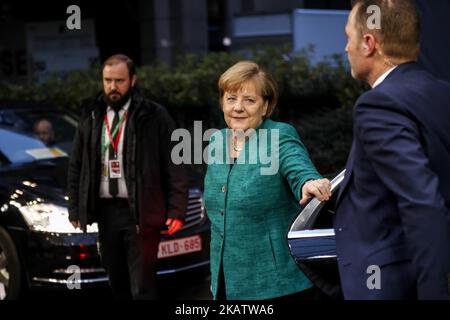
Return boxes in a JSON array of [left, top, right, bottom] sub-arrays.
[[109, 160, 122, 179]]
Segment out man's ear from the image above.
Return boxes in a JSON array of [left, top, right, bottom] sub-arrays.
[[362, 33, 377, 56]]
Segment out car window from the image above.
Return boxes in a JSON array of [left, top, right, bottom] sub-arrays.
[[0, 109, 77, 157], [0, 128, 55, 164], [290, 170, 345, 231], [313, 191, 338, 229]]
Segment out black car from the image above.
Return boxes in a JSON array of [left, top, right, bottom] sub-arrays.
[[0, 103, 210, 300], [287, 170, 345, 299]]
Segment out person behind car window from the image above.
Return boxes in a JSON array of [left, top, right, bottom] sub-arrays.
[[34, 118, 55, 146], [334, 0, 450, 299], [203, 60, 331, 300], [67, 54, 188, 300]]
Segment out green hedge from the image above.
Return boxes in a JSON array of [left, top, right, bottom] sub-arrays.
[[0, 44, 368, 175]]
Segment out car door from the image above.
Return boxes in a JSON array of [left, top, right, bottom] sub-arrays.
[[287, 170, 345, 299]]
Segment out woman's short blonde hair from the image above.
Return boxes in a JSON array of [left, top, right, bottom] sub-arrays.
[[218, 61, 279, 119]]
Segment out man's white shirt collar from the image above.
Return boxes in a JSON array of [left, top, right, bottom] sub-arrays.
[[107, 98, 131, 113], [372, 67, 397, 88]]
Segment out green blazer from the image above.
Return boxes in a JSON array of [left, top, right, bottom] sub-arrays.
[[204, 119, 322, 299]]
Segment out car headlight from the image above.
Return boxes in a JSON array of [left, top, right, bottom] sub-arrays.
[[19, 203, 98, 233]]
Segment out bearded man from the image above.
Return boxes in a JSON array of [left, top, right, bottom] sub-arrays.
[[68, 54, 187, 299]]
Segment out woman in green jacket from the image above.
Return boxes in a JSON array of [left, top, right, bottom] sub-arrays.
[[204, 61, 331, 300]]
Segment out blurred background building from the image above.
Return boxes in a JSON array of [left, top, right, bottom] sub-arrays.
[[2, 0, 448, 84], [0, 0, 350, 82]]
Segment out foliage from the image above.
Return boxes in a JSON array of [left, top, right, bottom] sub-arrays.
[[0, 44, 369, 174]]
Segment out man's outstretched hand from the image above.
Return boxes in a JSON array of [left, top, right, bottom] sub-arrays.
[[160, 218, 184, 235]]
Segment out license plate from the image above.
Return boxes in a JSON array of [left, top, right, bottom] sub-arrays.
[[157, 235, 202, 259]]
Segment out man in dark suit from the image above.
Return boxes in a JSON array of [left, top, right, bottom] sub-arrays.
[[335, 0, 450, 299]]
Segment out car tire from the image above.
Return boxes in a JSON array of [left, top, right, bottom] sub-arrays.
[[0, 226, 23, 300]]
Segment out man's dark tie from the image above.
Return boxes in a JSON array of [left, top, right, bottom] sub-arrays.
[[109, 110, 120, 197]]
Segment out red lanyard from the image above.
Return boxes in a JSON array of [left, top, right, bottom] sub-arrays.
[[104, 111, 128, 157]]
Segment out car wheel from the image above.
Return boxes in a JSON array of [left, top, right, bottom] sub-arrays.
[[0, 226, 23, 300]]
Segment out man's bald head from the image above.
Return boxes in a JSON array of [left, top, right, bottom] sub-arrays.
[[34, 119, 55, 146]]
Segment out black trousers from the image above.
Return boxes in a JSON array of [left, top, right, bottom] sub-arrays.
[[97, 198, 160, 300]]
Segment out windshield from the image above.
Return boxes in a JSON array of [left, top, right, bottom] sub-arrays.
[[0, 109, 77, 165]]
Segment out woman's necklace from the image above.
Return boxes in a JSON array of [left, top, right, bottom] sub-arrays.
[[232, 135, 243, 152]]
